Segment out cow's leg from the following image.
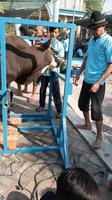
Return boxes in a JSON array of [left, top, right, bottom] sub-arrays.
[[22, 84, 28, 93], [27, 77, 41, 102], [36, 75, 49, 112], [10, 91, 13, 107], [17, 83, 22, 95], [27, 84, 37, 102]]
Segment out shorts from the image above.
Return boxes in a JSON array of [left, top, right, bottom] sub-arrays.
[[78, 81, 105, 121]]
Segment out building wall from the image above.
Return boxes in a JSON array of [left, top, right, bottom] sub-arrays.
[[59, 0, 85, 11]]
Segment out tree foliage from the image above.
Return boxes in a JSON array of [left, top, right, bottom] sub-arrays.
[[84, 0, 103, 16]]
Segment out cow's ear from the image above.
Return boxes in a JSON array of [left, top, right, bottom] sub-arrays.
[[41, 39, 51, 50]]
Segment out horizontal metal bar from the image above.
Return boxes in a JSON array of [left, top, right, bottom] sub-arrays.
[[0, 145, 60, 154], [0, 17, 75, 29], [19, 125, 53, 131], [21, 117, 50, 123], [9, 113, 49, 118]]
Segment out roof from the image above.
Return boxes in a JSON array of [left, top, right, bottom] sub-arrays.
[[1, 0, 47, 10], [0, 0, 48, 18]]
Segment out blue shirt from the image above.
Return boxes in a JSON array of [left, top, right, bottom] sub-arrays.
[[84, 32, 112, 84]]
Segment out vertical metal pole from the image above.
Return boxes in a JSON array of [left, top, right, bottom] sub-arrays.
[[0, 20, 8, 151], [15, 17, 21, 36], [53, 0, 59, 22], [73, 0, 76, 23], [48, 0, 59, 115], [39, 9, 42, 20], [62, 26, 75, 118]]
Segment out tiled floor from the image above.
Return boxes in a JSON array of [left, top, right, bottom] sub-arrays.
[[67, 75, 112, 171], [0, 80, 112, 200]]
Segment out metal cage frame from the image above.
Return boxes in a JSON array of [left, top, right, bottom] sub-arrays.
[[0, 17, 75, 168]]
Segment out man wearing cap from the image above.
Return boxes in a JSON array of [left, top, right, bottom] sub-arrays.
[[73, 10, 112, 149]]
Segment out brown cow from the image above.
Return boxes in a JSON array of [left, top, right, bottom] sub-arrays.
[[6, 35, 54, 86]]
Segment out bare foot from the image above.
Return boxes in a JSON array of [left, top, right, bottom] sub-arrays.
[[27, 95, 36, 102], [76, 124, 92, 130], [106, 178, 112, 190], [92, 139, 102, 149]]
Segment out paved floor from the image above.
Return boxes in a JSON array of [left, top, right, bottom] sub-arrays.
[[0, 80, 112, 200], [67, 74, 112, 171]]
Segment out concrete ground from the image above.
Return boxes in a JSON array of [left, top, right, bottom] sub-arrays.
[[0, 80, 112, 200]]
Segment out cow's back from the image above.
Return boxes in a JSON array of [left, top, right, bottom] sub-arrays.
[[6, 35, 30, 50], [6, 35, 53, 85]]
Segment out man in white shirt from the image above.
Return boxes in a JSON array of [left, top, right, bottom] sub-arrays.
[[36, 27, 64, 118]]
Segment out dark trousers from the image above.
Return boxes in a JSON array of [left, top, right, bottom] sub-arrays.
[[39, 73, 62, 113], [78, 81, 105, 121]]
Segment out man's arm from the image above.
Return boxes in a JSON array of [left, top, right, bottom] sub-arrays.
[[73, 57, 87, 86], [91, 63, 112, 93]]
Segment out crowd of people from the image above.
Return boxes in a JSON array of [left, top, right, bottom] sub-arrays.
[[18, 24, 67, 118], [17, 10, 112, 149], [10, 10, 112, 198]]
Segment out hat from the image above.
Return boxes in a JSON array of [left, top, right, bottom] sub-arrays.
[[87, 10, 107, 29]]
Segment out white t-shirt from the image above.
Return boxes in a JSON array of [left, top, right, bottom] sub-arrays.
[[51, 38, 64, 57]]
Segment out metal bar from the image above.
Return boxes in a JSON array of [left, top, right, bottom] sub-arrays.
[[19, 125, 53, 131], [0, 146, 60, 154], [0, 17, 75, 29], [0, 17, 76, 168], [51, 117, 58, 137], [62, 25, 75, 118], [21, 117, 50, 123], [60, 118, 69, 168], [9, 113, 49, 118], [0, 22, 8, 150]]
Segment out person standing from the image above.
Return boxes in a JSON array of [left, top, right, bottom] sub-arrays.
[[73, 10, 112, 149], [27, 26, 45, 101], [36, 27, 64, 118], [17, 26, 32, 94], [59, 30, 69, 59]]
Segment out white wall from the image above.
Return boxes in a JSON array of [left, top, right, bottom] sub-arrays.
[[59, 0, 85, 11]]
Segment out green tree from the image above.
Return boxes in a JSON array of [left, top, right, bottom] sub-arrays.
[[84, 0, 103, 16]]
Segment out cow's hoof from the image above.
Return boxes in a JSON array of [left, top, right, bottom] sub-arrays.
[[22, 89, 29, 94], [27, 98, 32, 102]]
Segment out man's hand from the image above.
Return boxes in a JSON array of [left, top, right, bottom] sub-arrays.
[[90, 82, 100, 93], [73, 75, 80, 86]]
